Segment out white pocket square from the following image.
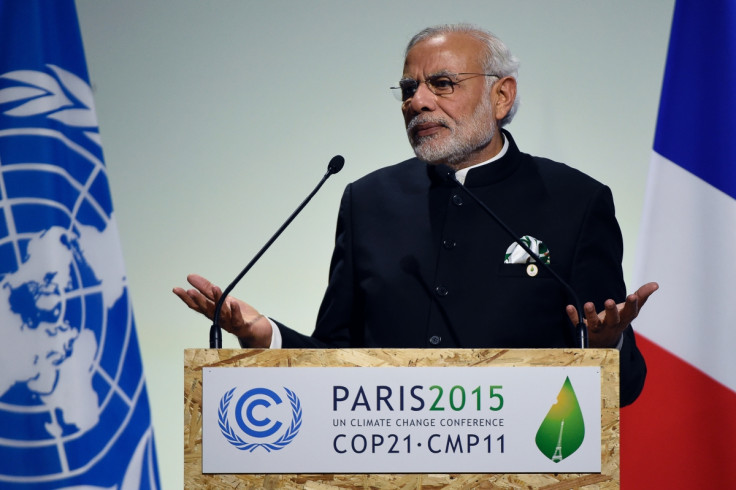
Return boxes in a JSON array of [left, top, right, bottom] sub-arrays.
[[504, 235, 550, 265]]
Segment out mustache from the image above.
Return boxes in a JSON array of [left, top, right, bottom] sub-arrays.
[[406, 116, 450, 136]]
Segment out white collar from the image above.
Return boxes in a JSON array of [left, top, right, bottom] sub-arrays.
[[454, 134, 509, 185]]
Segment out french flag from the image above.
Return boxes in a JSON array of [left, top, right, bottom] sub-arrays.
[[621, 0, 736, 487]]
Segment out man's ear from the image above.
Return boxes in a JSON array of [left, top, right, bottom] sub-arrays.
[[492, 76, 517, 122]]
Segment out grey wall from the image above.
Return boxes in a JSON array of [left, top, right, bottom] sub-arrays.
[[76, 1, 674, 486]]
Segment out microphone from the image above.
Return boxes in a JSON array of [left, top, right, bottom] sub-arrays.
[[327, 154, 345, 174], [209, 155, 345, 348], [435, 164, 589, 348]]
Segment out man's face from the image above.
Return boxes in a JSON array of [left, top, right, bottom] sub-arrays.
[[401, 33, 498, 168]]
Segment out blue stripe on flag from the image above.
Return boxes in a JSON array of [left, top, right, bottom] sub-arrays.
[[653, 0, 736, 200], [0, 1, 89, 83]]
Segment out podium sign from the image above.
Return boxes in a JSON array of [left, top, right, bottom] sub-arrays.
[[202, 366, 601, 474], [184, 348, 621, 488]]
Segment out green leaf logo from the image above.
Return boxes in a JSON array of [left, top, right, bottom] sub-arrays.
[[535, 376, 585, 462]]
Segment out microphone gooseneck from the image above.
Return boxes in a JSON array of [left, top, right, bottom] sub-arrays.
[[436, 164, 589, 348], [209, 155, 345, 348]]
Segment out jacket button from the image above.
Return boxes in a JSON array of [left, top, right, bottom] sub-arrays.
[[451, 194, 464, 206], [429, 335, 442, 345], [442, 239, 457, 250], [435, 286, 448, 297]]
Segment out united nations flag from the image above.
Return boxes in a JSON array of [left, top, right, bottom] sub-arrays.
[[0, 1, 160, 488]]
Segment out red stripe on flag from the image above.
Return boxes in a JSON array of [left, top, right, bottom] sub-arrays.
[[621, 335, 736, 488]]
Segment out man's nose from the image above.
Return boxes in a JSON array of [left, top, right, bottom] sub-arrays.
[[405, 81, 437, 113]]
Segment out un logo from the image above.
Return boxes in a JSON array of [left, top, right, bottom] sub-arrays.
[[0, 65, 157, 486], [218, 387, 302, 452]]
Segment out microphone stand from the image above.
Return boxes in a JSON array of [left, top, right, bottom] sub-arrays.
[[210, 155, 345, 348]]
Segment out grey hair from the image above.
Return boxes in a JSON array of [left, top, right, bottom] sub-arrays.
[[405, 24, 520, 127]]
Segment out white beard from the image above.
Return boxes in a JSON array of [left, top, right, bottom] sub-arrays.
[[408, 97, 495, 166]]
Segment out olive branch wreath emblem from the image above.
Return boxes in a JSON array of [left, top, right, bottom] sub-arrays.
[[0, 64, 101, 145], [218, 387, 302, 452]]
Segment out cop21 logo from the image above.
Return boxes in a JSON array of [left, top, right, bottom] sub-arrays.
[[218, 387, 302, 452]]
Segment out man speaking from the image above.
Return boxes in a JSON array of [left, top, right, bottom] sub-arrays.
[[174, 24, 657, 407]]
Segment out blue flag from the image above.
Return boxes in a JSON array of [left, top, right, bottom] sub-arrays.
[[0, 2, 160, 488]]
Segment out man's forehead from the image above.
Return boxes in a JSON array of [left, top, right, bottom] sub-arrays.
[[403, 32, 484, 75]]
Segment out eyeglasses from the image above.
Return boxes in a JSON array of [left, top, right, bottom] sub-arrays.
[[390, 72, 500, 102]]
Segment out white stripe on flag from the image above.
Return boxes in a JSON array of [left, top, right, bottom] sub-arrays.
[[633, 150, 736, 392]]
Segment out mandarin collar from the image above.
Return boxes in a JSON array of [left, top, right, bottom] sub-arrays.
[[463, 130, 522, 187]]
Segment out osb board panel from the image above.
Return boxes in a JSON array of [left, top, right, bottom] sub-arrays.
[[184, 348, 620, 489]]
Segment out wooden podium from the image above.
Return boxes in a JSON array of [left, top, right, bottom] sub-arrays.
[[184, 348, 620, 488]]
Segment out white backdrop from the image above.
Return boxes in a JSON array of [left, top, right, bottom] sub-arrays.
[[76, 1, 674, 487]]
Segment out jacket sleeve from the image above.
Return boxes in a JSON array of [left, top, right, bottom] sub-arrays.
[[570, 185, 646, 406]]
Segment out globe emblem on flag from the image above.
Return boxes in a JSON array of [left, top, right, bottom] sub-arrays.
[[0, 67, 153, 485]]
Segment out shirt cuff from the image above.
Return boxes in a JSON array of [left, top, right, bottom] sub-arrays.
[[237, 316, 282, 349], [268, 317, 282, 349], [614, 333, 624, 351]]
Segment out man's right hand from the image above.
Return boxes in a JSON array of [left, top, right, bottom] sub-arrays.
[[173, 274, 272, 347]]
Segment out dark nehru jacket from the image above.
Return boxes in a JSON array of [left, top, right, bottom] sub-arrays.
[[277, 130, 646, 406]]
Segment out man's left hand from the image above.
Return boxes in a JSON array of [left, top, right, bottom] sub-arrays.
[[566, 282, 659, 348]]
